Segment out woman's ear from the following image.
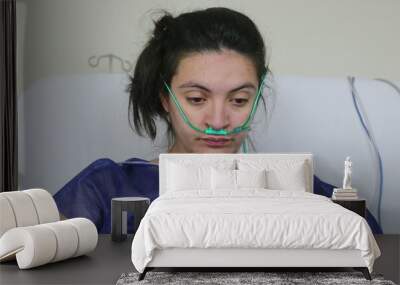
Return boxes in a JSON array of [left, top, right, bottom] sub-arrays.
[[160, 93, 170, 113]]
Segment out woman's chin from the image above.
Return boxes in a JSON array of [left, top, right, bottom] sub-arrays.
[[195, 144, 239, 154]]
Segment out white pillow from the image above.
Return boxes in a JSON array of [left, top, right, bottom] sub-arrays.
[[211, 168, 236, 190], [236, 169, 267, 189], [238, 159, 307, 191], [211, 168, 267, 190], [167, 162, 211, 191], [266, 166, 306, 191], [167, 160, 236, 192]]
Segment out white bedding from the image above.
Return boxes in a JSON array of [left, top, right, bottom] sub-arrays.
[[131, 190, 380, 273]]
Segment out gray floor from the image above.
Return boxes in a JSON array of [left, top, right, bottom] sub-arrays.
[[0, 235, 399, 285], [374, 235, 400, 284]]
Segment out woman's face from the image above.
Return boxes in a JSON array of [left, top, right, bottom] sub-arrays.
[[161, 49, 259, 154]]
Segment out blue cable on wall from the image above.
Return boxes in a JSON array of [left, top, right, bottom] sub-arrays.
[[374, 78, 400, 97], [347, 76, 384, 226], [347, 77, 400, 227]]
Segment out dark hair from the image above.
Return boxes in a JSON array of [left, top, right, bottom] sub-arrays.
[[127, 7, 270, 146]]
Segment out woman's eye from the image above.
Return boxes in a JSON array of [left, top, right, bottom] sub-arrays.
[[232, 98, 249, 106], [187, 97, 206, 105]]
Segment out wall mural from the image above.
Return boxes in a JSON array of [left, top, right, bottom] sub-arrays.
[[19, 74, 400, 233]]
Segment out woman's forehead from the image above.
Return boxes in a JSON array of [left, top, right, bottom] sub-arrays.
[[172, 49, 258, 90]]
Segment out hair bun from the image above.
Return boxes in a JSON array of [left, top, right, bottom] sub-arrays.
[[153, 14, 174, 40]]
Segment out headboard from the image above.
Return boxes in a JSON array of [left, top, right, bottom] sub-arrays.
[[159, 153, 314, 195]]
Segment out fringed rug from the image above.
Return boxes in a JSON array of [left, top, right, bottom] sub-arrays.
[[116, 271, 396, 285]]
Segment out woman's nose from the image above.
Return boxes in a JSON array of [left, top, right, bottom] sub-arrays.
[[205, 102, 230, 130]]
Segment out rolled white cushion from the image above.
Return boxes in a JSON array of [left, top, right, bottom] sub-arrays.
[[0, 189, 59, 239], [24, 189, 59, 224], [0, 191, 39, 227], [0, 218, 98, 269], [0, 196, 17, 237], [0, 226, 57, 269], [65, 218, 98, 257], [42, 222, 79, 262]]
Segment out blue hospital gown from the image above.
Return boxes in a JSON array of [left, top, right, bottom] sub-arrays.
[[53, 157, 382, 234]]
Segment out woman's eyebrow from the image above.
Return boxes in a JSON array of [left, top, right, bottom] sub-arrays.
[[178, 82, 257, 93], [230, 83, 257, 93], [178, 82, 211, 92]]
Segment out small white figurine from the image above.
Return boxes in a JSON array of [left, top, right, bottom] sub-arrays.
[[342, 156, 352, 190]]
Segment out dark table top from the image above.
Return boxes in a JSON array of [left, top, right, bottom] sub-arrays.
[[0, 235, 134, 285], [1, 234, 399, 285]]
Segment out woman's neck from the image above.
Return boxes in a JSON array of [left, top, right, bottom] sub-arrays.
[[149, 144, 181, 165]]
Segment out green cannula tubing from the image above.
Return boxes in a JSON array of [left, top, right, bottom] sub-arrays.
[[243, 137, 248, 153], [163, 83, 205, 133], [163, 73, 267, 136]]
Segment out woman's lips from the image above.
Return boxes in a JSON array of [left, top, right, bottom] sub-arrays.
[[201, 137, 231, 147]]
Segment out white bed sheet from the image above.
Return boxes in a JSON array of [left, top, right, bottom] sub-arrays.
[[131, 190, 380, 273]]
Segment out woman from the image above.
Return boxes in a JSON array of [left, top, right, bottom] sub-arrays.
[[53, 7, 381, 234], [129, 7, 268, 156]]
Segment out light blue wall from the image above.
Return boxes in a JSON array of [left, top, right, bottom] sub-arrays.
[[253, 75, 400, 233], [19, 74, 400, 233]]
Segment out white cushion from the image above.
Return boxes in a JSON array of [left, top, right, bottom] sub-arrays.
[[211, 168, 267, 190], [167, 162, 211, 191], [0, 196, 17, 237], [211, 168, 236, 190], [0, 191, 39, 228], [167, 160, 235, 192], [0, 189, 60, 238], [42, 222, 79, 262], [0, 225, 57, 268], [236, 169, 267, 189], [0, 218, 98, 269], [65, 218, 98, 257], [238, 159, 307, 191], [24, 189, 60, 224], [267, 163, 306, 191]]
